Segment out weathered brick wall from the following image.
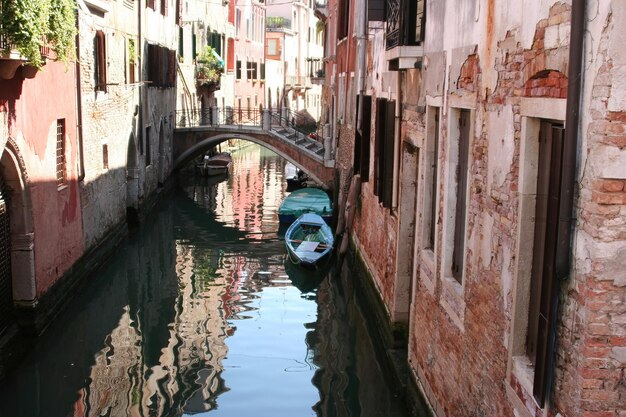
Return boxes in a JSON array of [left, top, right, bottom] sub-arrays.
[[78, 7, 177, 250], [401, 2, 625, 417], [554, 4, 626, 415], [78, 16, 139, 250]]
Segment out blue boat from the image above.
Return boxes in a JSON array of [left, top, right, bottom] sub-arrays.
[[284, 213, 334, 267], [278, 188, 332, 224]]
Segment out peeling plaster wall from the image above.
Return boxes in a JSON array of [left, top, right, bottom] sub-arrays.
[[0, 60, 84, 298], [371, 1, 625, 417]]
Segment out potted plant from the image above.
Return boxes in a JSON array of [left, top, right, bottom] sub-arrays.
[[195, 46, 224, 89]]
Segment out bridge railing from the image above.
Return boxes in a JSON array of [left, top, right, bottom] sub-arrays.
[[176, 107, 263, 128], [176, 107, 326, 153]]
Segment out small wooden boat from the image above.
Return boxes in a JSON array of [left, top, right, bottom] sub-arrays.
[[278, 188, 332, 225], [285, 163, 308, 191], [285, 213, 334, 267], [196, 152, 232, 176]]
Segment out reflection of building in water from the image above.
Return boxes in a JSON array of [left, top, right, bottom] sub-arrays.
[[72, 243, 236, 416], [310, 264, 411, 417], [213, 145, 286, 238]]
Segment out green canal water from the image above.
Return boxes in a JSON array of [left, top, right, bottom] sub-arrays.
[[0, 144, 413, 417]]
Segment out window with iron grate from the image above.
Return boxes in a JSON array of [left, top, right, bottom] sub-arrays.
[[56, 119, 67, 187]]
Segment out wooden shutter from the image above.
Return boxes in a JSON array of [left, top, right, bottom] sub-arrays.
[[374, 97, 387, 197], [227, 38, 235, 71], [360, 95, 372, 182], [451, 110, 470, 282], [382, 100, 396, 208], [176, 0, 182, 25], [530, 123, 565, 406], [353, 95, 362, 176]]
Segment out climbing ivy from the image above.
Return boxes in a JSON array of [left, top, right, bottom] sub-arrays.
[[1, 0, 77, 68], [47, 0, 77, 64]]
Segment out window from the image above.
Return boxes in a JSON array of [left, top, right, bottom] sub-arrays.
[[236, 9, 241, 37], [128, 38, 136, 84], [384, 0, 425, 50], [236, 60, 242, 79], [145, 126, 152, 166], [425, 106, 440, 250], [451, 109, 470, 282], [261, 62, 265, 79], [374, 97, 395, 207], [178, 27, 184, 60], [160, 0, 167, 15], [527, 121, 565, 406], [56, 119, 67, 187], [94, 31, 107, 92], [267, 39, 278, 55], [353, 95, 372, 182], [337, 0, 350, 39], [246, 61, 258, 80], [147, 0, 155, 9]]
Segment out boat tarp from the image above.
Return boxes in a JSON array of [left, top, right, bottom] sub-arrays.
[[279, 188, 332, 218]]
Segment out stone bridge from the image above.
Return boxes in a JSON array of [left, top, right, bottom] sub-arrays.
[[173, 108, 335, 189]]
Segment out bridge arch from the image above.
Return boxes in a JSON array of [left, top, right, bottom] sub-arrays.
[[173, 133, 328, 186]]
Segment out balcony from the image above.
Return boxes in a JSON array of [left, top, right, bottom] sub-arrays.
[[385, 0, 425, 70], [307, 58, 324, 85], [285, 75, 311, 89]]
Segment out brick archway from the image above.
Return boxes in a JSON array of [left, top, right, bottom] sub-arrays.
[[523, 70, 568, 98]]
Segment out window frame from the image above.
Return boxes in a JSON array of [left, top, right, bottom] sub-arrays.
[[56, 119, 67, 188], [94, 31, 107, 92]]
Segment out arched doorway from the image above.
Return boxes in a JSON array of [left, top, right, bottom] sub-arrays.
[[0, 141, 36, 333]]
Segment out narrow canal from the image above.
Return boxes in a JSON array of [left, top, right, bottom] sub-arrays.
[[0, 143, 414, 417]]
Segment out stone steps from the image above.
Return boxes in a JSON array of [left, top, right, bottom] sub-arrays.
[[271, 126, 325, 159]]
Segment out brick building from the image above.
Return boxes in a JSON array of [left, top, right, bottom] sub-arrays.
[[325, 0, 626, 416]]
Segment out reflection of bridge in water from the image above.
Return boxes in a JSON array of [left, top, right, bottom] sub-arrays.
[[173, 108, 335, 188]]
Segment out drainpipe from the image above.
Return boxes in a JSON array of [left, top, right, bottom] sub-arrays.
[[542, 0, 585, 407], [75, 9, 85, 181], [556, 0, 584, 278]]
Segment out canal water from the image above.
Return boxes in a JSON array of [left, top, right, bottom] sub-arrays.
[[0, 144, 413, 417]]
